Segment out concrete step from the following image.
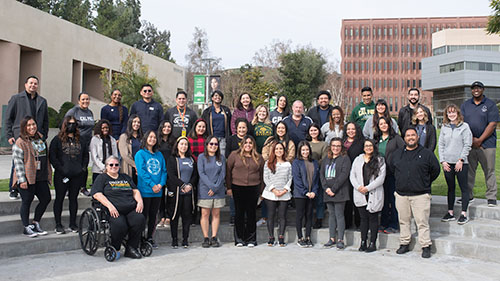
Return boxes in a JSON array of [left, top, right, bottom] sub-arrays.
[[0, 191, 92, 216], [2, 223, 500, 263], [430, 196, 500, 220], [0, 209, 88, 235], [429, 217, 500, 242]]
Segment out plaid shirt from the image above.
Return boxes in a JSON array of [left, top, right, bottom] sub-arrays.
[[12, 136, 52, 186], [188, 136, 205, 161]]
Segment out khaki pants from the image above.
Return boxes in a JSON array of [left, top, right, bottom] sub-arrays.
[[395, 192, 432, 248], [468, 147, 497, 201]]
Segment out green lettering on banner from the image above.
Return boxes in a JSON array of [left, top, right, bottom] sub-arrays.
[[193, 75, 206, 105], [269, 97, 277, 111]]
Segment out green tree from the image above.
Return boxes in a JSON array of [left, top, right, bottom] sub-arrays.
[[279, 47, 327, 108], [53, 0, 93, 29], [140, 21, 174, 62], [18, 0, 56, 12], [100, 49, 160, 109], [488, 0, 500, 34], [240, 64, 279, 107], [94, 0, 143, 47], [56, 101, 75, 127]]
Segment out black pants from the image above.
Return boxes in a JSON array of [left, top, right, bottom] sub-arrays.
[[358, 207, 379, 243], [445, 164, 469, 212], [109, 207, 145, 250], [159, 186, 167, 219], [265, 199, 289, 237], [18, 181, 51, 227], [295, 197, 314, 239], [232, 184, 259, 245], [170, 194, 193, 241], [53, 172, 84, 226], [142, 197, 161, 239], [92, 173, 101, 184], [381, 174, 399, 230], [345, 183, 361, 229]]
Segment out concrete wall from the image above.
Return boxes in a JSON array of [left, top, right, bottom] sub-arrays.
[[433, 29, 500, 49], [0, 0, 185, 124]]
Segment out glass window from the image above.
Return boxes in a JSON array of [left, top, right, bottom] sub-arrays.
[[413, 62, 416, 70], [389, 45, 393, 54], [355, 79, 359, 88], [424, 27, 427, 35], [395, 79, 398, 89], [395, 97, 398, 111], [355, 62, 359, 71], [412, 27, 416, 35], [384, 27, 387, 36], [355, 28, 359, 37], [389, 28, 393, 36], [418, 44, 422, 53], [390, 97, 393, 111], [418, 80, 422, 88], [378, 28, 382, 36], [395, 27, 398, 37], [360, 62, 364, 71], [361, 27, 364, 37], [366, 27, 370, 36], [350, 28, 353, 36], [383, 79, 387, 88], [412, 44, 416, 53], [419, 62, 422, 70], [394, 44, 398, 54], [389, 62, 392, 71], [406, 27, 410, 36], [407, 80, 410, 88], [383, 61, 387, 71]]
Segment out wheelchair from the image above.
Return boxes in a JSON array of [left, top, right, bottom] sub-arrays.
[[78, 201, 153, 262]]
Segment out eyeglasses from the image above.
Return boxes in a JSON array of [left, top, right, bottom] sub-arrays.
[[208, 142, 219, 146], [108, 163, 119, 167], [143, 89, 152, 93]]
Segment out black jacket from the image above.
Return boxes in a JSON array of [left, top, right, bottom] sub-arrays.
[[49, 135, 89, 178], [397, 104, 432, 136], [381, 135, 405, 175], [390, 145, 440, 196], [346, 139, 365, 163], [163, 106, 198, 139], [320, 155, 351, 203], [415, 123, 437, 152], [307, 105, 334, 127], [6, 91, 49, 140], [166, 155, 199, 220], [201, 105, 232, 138]]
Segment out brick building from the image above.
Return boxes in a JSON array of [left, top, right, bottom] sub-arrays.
[[341, 16, 488, 116]]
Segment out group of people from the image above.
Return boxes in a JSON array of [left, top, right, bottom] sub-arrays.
[[6, 75, 498, 259]]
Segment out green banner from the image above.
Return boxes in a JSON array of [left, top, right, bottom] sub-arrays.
[[269, 97, 277, 111], [193, 75, 205, 105]]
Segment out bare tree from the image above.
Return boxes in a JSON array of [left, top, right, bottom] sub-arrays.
[[321, 60, 347, 110], [252, 39, 292, 85]]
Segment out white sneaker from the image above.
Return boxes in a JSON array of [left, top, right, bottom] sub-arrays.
[[256, 218, 267, 227], [247, 243, 255, 248], [235, 243, 244, 247], [23, 225, 38, 238], [32, 222, 48, 236]]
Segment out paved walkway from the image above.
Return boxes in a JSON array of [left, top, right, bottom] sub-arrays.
[[0, 155, 10, 180], [1, 244, 499, 281]]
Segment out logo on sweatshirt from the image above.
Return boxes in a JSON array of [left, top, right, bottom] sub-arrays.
[[216, 161, 223, 167], [146, 158, 161, 175]]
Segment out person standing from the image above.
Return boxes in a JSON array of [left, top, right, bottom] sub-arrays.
[[157, 120, 174, 228], [6, 76, 49, 199], [135, 130, 167, 249], [307, 91, 334, 127], [50, 116, 89, 234], [293, 141, 320, 248], [460, 81, 500, 207], [261, 121, 296, 162], [101, 89, 129, 141], [321, 106, 344, 145], [350, 139, 386, 252], [118, 115, 143, 183], [262, 142, 292, 247], [390, 128, 440, 259], [350, 86, 375, 129], [439, 104, 472, 224], [129, 84, 164, 133], [362, 99, 398, 139], [187, 119, 209, 161], [90, 120, 118, 183], [201, 90, 231, 156], [230, 92, 256, 135], [397, 88, 433, 136], [198, 136, 226, 248], [321, 138, 351, 249], [270, 94, 290, 126], [12, 117, 52, 237], [282, 100, 313, 147], [410, 105, 437, 152], [166, 137, 198, 248], [164, 91, 198, 139], [252, 105, 274, 154], [226, 136, 264, 247]]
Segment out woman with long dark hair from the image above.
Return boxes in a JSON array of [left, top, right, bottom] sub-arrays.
[[321, 138, 351, 249], [157, 120, 174, 228], [230, 92, 256, 135], [12, 116, 52, 237], [293, 141, 320, 247], [226, 135, 264, 247], [374, 116, 404, 233], [101, 89, 129, 140], [50, 116, 89, 234], [188, 118, 209, 161], [363, 99, 398, 139], [270, 94, 290, 126], [135, 130, 167, 249], [198, 136, 226, 247], [90, 119, 118, 183], [321, 106, 344, 144], [262, 142, 292, 247], [350, 139, 386, 252], [118, 114, 143, 183], [261, 121, 295, 162], [167, 137, 199, 248]]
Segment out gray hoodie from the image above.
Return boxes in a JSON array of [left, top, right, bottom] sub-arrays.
[[438, 122, 472, 164]]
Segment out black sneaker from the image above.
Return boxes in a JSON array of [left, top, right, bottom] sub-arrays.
[[488, 200, 497, 207], [9, 190, 19, 200], [80, 187, 91, 197], [396, 244, 410, 254], [172, 239, 178, 249], [69, 224, 78, 233], [148, 238, 158, 249], [23, 225, 38, 238], [457, 214, 469, 225], [278, 236, 285, 247], [211, 237, 221, 248], [55, 224, 66, 235], [457, 197, 474, 204], [313, 219, 323, 229], [267, 237, 275, 247], [32, 222, 48, 236], [124, 247, 142, 259], [366, 242, 376, 252], [182, 239, 189, 248], [441, 212, 455, 222], [359, 240, 367, 252], [297, 238, 308, 248], [422, 246, 431, 258], [323, 239, 336, 248], [305, 238, 313, 247], [336, 240, 345, 250], [202, 237, 210, 248]]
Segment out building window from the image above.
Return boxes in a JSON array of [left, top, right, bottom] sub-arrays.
[[389, 79, 393, 88], [366, 45, 370, 55], [361, 27, 364, 37], [418, 27, 422, 35], [407, 44, 410, 53], [418, 44, 422, 53], [395, 79, 398, 89], [373, 62, 376, 71], [366, 27, 370, 37], [355, 28, 359, 37], [378, 79, 381, 89], [394, 44, 398, 54], [360, 61, 364, 71], [412, 80, 416, 87], [365, 79, 369, 87], [424, 45, 427, 53], [419, 62, 422, 70], [384, 27, 387, 36], [412, 27, 416, 36], [345, 28, 348, 37], [350, 79, 353, 88], [384, 45, 387, 54], [388, 62, 392, 71], [378, 45, 381, 55], [350, 28, 353, 36], [390, 97, 393, 111], [412, 44, 416, 53], [424, 27, 427, 35], [406, 27, 410, 36], [389, 45, 393, 54], [394, 61, 398, 71], [383, 79, 387, 88], [355, 62, 359, 71], [373, 79, 376, 87], [389, 28, 393, 36], [378, 28, 382, 36], [365, 62, 369, 71], [418, 80, 422, 88], [439, 62, 465, 73], [395, 97, 398, 111], [412, 62, 416, 70], [344, 62, 348, 72], [383, 61, 387, 71], [407, 80, 410, 88], [395, 27, 398, 37], [355, 79, 359, 89]]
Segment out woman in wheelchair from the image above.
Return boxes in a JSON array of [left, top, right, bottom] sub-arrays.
[[91, 156, 146, 259]]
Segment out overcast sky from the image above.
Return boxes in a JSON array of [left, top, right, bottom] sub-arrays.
[[141, 0, 493, 69]]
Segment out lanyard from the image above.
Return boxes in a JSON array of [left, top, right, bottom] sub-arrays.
[[177, 106, 186, 128]]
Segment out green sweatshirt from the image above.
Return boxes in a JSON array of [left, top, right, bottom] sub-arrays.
[[350, 101, 375, 129]]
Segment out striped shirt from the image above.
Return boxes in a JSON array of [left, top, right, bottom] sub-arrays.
[[262, 161, 293, 201]]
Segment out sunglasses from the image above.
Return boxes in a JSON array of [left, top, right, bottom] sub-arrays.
[[208, 142, 219, 146], [143, 89, 152, 93], [108, 163, 119, 167]]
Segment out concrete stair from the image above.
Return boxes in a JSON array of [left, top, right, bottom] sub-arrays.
[[1, 192, 499, 262]]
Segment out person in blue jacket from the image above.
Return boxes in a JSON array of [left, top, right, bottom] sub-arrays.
[[100, 89, 129, 140], [129, 84, 164, 133], [135, 130, 167, 249], [292, 141, 319, 248]]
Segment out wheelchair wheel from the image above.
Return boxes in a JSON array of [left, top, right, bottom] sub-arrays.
[[140, 240, 153, 257], [79, 208, 100, 255], [104, 246, 118, 262]]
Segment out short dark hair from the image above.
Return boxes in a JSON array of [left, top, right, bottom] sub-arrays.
[[78, 91, 89, 100], [408, 88, 420, 96], [25, 75, 39, 83], [212, 90, 224, 101], [176, 91, 187, 98], [141, 84, 153, 91], [361, 86, 373, 94], [405, 127, 418, 136], [140, 130, 159, 152], [305, 123, 324, 141], [317, 90, 331, 100]]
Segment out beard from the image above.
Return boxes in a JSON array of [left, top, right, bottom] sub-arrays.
[[406, 142, 417, 148]]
